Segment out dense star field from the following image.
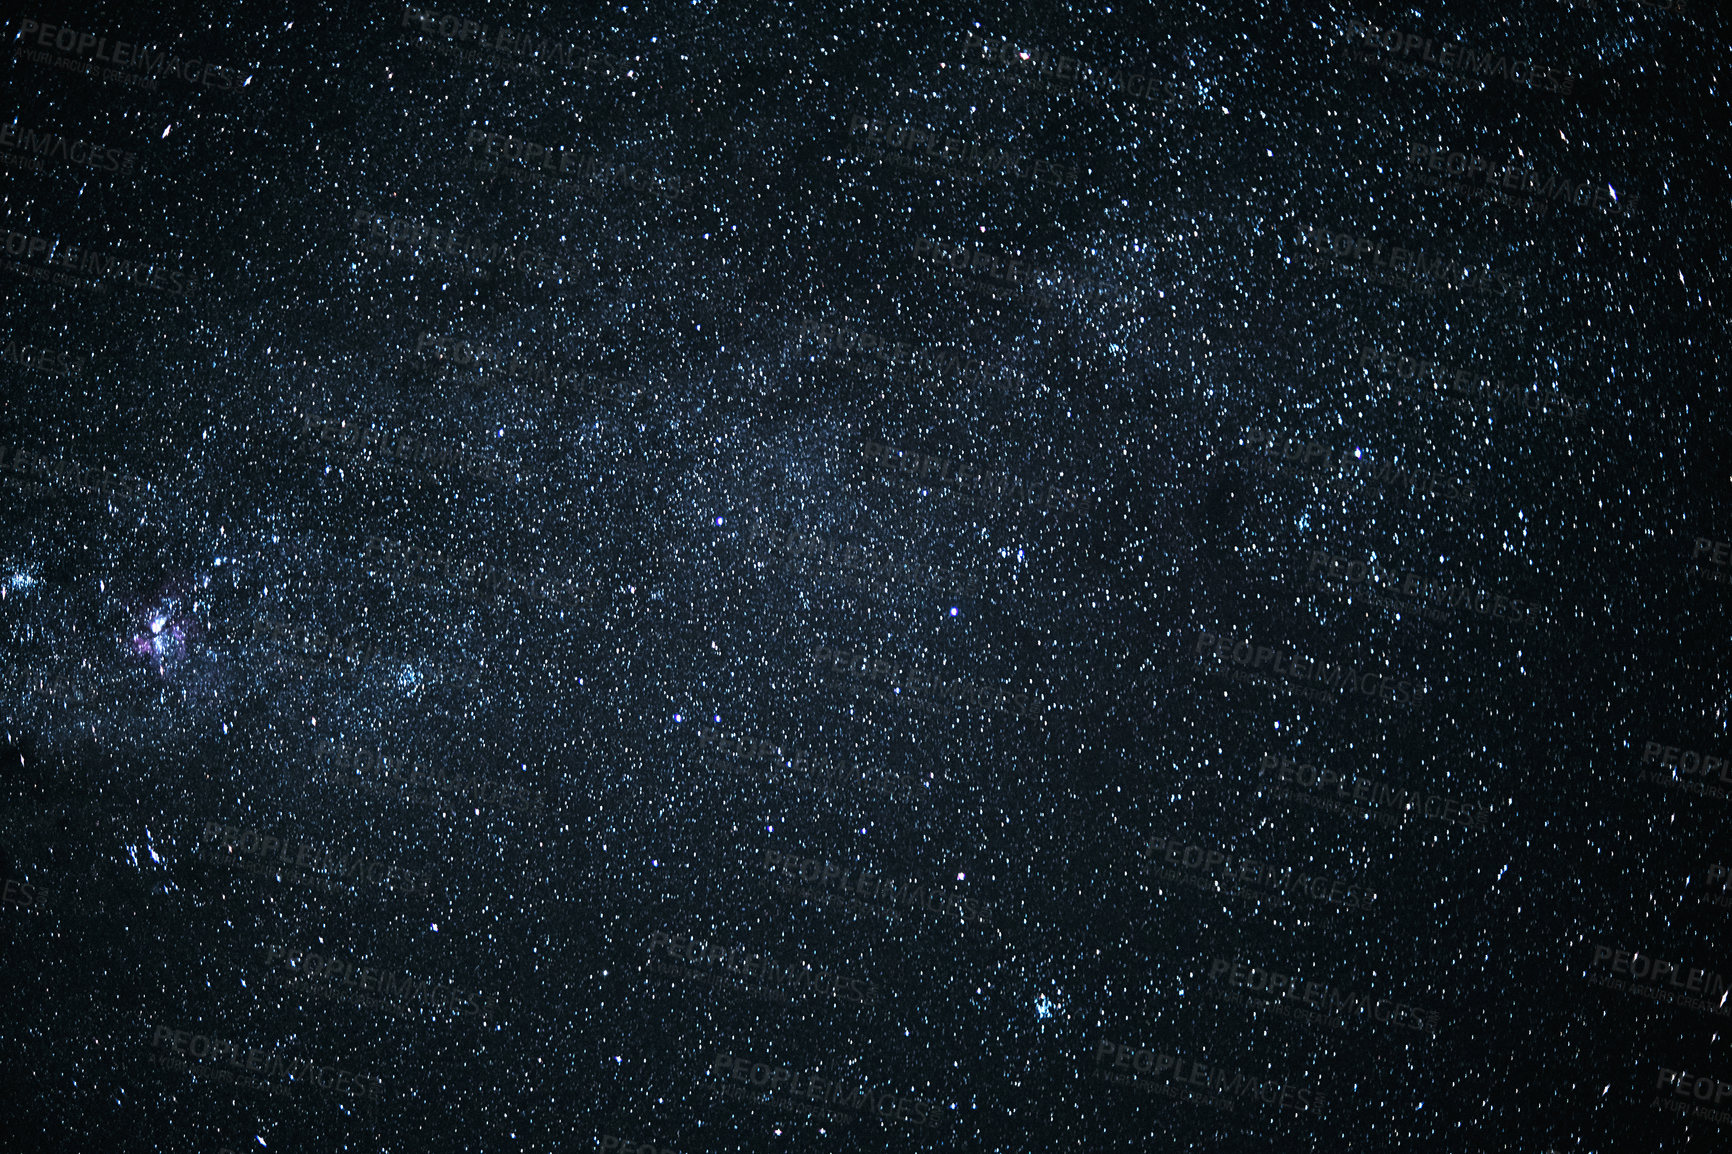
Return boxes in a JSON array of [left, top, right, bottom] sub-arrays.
[[0, 1, 1727, 1151]]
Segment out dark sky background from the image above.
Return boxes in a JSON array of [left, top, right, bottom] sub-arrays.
[[0, 1, 1728, 1151]]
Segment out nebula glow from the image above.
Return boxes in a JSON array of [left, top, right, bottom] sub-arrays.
[[128, 582, 202, 677]]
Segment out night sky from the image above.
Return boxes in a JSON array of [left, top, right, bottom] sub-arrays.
[[0, 1, 1728, 1152]]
